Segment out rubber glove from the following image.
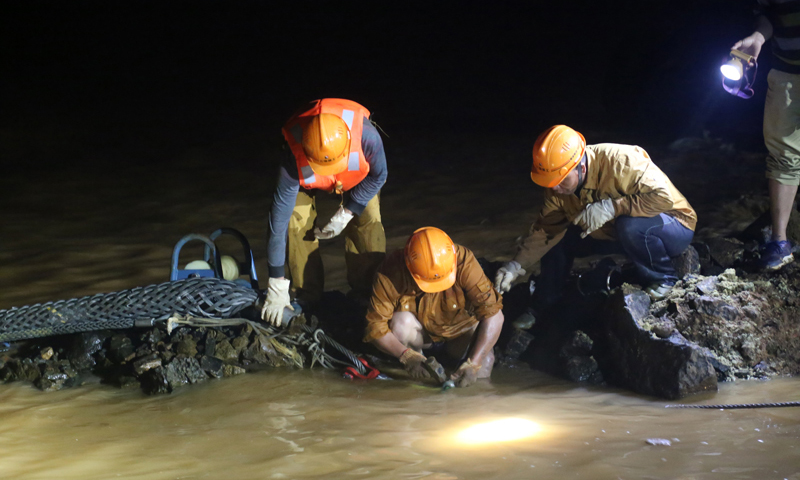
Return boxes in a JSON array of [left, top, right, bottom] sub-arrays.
[[399, 348, 431, 380], [450, 358, 481, 388], [573, 198, 616, 238], [261, 277, 293, 326], [314, 206, 355, 240], [494, 261, 526, 293]]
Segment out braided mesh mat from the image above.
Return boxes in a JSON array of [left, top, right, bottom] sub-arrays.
[[0, 278, 259, 342]]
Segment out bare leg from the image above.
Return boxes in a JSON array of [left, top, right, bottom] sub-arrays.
[[388, 312, 430, 352], [769, 179, 799, 241]]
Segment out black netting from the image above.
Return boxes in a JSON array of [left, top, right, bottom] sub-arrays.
[[0, 278, 259, 342]]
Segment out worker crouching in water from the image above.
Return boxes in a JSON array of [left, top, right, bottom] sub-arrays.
[[262, 99, 387, 325], [364, 227, 504, 387], [495, 125, 697, 306]]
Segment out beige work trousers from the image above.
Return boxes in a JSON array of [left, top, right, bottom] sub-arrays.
[[764, 69, 800, 186], [287, 191, 386, 303]]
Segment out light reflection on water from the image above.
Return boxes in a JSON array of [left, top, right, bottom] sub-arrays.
[[0, 367, 798, 479]]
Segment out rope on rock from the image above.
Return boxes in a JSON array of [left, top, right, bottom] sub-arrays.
[[0, 278, 259, 343], [168, 314, 368, 375], [666, 401, 800, 409]]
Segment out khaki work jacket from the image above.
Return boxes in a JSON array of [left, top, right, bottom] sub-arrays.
[[513, 143, 697, 270], [364, 245, 503, 343]]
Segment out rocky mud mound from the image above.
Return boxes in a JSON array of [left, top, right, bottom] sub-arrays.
[[645, 265, 800, 381], [0, 314, 314, 394]]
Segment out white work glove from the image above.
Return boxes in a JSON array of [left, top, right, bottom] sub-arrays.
[[573, 198, 616, 239], [261, 277, 293, 326], [494, 261, 526, 294], [313, 206, 355, 240]]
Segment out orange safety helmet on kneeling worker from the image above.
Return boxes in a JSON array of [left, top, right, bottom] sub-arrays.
[[531, 125, 586, 188], [404, 227, 457, 293]]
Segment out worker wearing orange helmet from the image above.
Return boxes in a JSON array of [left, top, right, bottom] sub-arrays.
[[364, 227, 504, 387], [495, 125, 697, 304], [262, 99, 387, 325]]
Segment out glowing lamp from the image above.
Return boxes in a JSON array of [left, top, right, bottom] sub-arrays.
[[720, 58, 743, 81], [721, 49, 757, 99], [457, 418, 541, 445]]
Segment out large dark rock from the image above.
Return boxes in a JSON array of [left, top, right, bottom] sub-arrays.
[[200, 355, 225, 378], [503, 329, 535, 360], [595, 285, 718, 399], [67, 332, 106, 371], [108, 334, 135, 364], [140, 357, 208, 395], [673, 244, 700, 278], [705, 238, 745, 269]]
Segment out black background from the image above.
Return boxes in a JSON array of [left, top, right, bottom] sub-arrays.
[[0, 0, 768, 169]]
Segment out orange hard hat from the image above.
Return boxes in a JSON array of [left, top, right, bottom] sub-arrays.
[[404, 227, 457, 293], [530, 125, 586, 188], [302, 113, 351, 176]]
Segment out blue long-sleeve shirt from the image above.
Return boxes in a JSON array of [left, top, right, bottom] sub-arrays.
[[267, 118, 387, 277]]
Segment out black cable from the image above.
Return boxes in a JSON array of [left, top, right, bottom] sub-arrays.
[[666, 401, 800, 409]]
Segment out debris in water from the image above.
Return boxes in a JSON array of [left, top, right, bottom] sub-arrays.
[[646, 438, 672, 446]]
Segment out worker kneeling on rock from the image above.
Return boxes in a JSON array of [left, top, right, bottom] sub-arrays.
[[495, 125, 697, 304], [262, 99, 387, 325], [364, 227, 504, 387]]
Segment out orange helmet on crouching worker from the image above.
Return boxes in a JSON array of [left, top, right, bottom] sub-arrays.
[[404, 227, 457, 293], [301, 113, 351, 176], [530, 125, 586, 188]]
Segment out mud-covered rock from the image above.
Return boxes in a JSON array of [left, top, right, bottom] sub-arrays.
[[231, 335, 249, 355], [646, 268, 800, 381], [176, 337, 198, 357], [223, 364, 246, 377], [213, 339, 238, 363]]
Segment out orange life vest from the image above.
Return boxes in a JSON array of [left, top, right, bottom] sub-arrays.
[[282, 99, 371, 193]]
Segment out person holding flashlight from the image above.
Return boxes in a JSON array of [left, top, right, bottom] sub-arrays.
[[731, 1, 799, 270]]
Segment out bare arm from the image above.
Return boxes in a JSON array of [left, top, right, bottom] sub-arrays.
[[733, 15, 772, 59], [466, 310, 504, 366], [370, 331, 408, 359]]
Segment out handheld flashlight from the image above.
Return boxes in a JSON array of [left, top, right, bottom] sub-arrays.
[[721, 49, 754, 81], [721, 49, 757, 99]]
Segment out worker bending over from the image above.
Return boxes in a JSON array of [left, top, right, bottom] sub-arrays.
[[364, 227, 504, 387], [495, 125, 697, 304], [262, 99, 387, 325]]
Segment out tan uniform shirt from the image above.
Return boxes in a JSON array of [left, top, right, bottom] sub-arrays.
[[363, 245, 503, 343], [514, 143, 697, 270]]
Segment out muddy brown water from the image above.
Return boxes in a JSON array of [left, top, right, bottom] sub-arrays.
[[1, 150, 799, 478]]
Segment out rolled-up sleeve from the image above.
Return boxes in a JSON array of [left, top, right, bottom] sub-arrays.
[[363, 270, 400, 343], [513, 193, 569, 270], [460, 250, 503, 321]]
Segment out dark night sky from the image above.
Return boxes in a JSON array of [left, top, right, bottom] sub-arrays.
[[0, 0, 767, 168]]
